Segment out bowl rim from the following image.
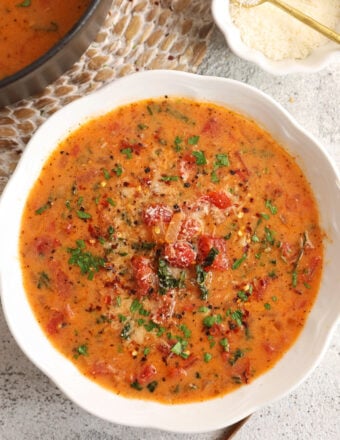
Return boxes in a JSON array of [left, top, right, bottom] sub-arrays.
[[211, 0, 340, 75], [0, 70, 339, 433]]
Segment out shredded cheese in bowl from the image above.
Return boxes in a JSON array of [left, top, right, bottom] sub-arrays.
[[229, 0, 340, 61]]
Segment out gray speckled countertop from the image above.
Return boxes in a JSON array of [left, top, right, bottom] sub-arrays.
[[1, 27, 339, 440]]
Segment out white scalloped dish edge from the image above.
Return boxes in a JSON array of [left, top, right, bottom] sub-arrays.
[[0, 70, 339, 433]]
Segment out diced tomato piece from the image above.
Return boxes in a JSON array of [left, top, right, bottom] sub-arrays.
[[252, 278, 269, 301], [197, 235, 228, 271], [301, 256, 321, 283], [54, 268, 72, 297], [178, 217, 201, 240], [131, 256, 155, 297], [64, 303, 75, 319], [234, 151, 250, 181], [164, 241, 197, 268], [136, 364, 157, 384], [120, 139, 143, 155], [152, 291, 176, 323], [181, 302, 196, 313], [76, 168, 100, 185], [181, 354, 199, 369], [234, 169, 249, 182], [103, 295, 112, 305], [70, 144, 81, 157], [285, 194, 301, 211], [262, 342, 276, 355], [201, 117, 220, 136], [152, 293, 176, 323], [209, 323, 226, 337], [281, 241, 293, 258], [46, 311, 65, 335], [140, 177, 152, 187], [34, 236, 61, 256], [90, 361, 114, 376], [280, 241, 299, 264], [221, 351, 230, 363], [205, 191, 232, 209], [63, 222, 75, 235], [142, 204, 173, 226], [179, 153, 196, 182], [231, 357, 251, 384], [157, 342, 171, 356], [168, 367, 187, 378], [88, 223, 101, 239]]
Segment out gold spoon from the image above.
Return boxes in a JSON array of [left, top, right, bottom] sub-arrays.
[[232, 0, 340, 44]]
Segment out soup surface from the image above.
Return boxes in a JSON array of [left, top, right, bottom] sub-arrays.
[[20, 98, 323, 403], [0, 0, 91, 80]]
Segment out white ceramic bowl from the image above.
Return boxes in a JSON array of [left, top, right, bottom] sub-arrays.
[[212, 0, 340, 75], [0, 70, 339, 433]]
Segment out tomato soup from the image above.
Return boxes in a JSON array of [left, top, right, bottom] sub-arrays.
[[0, 0, 91, 80], [20, 98, 323, 403]]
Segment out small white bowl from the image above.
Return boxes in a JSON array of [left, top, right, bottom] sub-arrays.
[[0, 70, 340, 433], [212, 0, 340, 75]]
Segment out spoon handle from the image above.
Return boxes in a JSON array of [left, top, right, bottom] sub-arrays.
[[269, 0, 340, 44]]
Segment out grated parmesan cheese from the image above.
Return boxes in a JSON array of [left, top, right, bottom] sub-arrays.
[[230, 0, 340, 60]]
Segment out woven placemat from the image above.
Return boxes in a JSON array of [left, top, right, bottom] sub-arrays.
[[0, 0, 214, 193]]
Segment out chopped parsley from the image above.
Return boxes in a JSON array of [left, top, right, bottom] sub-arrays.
[[220, 337, 229, 352], [74, 344, 88, 358], [192, 150, 207, 165], [171, 341, 189, 358], [165, 106, 193, 124], [103, 168, 111, 180], [157, 259, 183, 294], [229, 348, 245, 366], [237, 290, 248, 302], [198, 306, 210, 313], [203, 314, 222, 328], [174, 136, 183, 152], [17, 0, 31, 7], [264, 226, 275, 245], [120, 148, 132, 159], [265, 199, 278, 215], [131, 380, 143, 391], [210, 170, 219, 183], [37, 271, 50, 289], [203, 247, 219, 268], [112, 164, 123, 176], [161, 175, 179, 181], [179, 324, 192, 338], [120, 322, 131, 340], [227, 309, 243, 327], [35, 199, 52, 215], [195, 264, 209, 300], [147, 381, 158, 393], [67, 240, 105, 279], [232, 253, 247, 270], [130, 299, 149, 316], [131, 242, 156, 251], [188, 135, 200, 145], [76, 210, 91, 220], [292, 270, 298, 287], [215, 153, 230, 168], [204, 352, 212, 363], [211, 152, 229, 182]]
